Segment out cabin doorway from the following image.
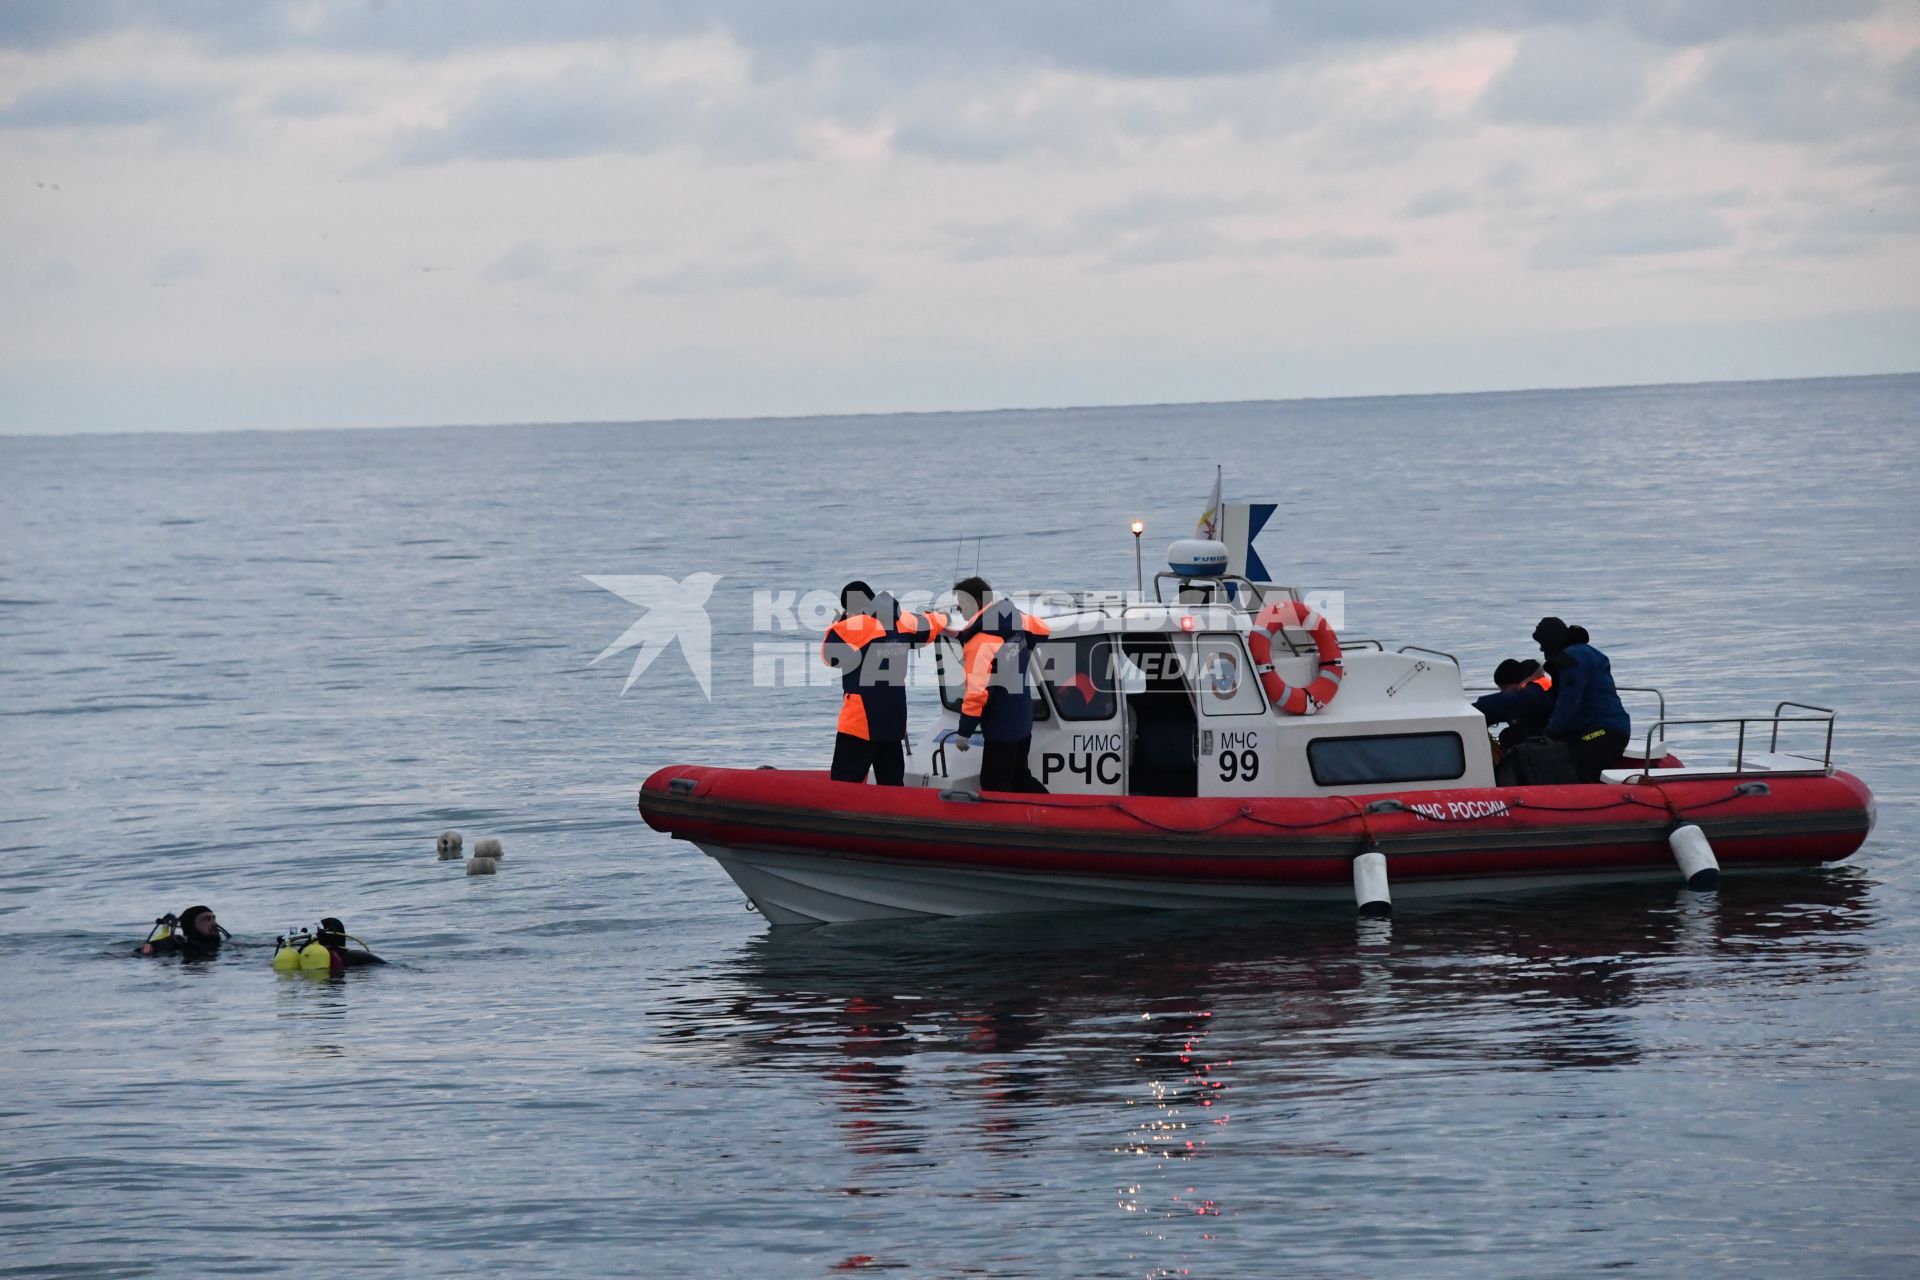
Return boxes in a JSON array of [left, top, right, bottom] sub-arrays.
[[1122, 634, 1198, 796]]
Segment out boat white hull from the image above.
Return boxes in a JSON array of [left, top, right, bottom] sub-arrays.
[[697, 841, 1737, 927]]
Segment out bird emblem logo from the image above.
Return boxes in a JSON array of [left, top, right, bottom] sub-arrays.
[[585, 573, 722, 698]]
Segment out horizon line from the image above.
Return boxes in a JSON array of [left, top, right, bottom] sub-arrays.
[[2, 367, 1914, 441]]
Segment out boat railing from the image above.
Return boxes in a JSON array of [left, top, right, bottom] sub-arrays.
[[1150, 572, 1297, 609], [1771, 702, 1836, 752], [1628, 709, 1836, 779], [1396, 644, 1459, 666], [927, 727, 985, 780], [1030, 589, 1136, 617], [1614, 686, 1668, 727]]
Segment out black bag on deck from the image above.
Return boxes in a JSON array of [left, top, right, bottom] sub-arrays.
[[1507, 738, 1581, 787]]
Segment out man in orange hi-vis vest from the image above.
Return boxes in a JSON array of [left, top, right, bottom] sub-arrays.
[[821, 581, 946, 785], [951, 575, 1052, 794]]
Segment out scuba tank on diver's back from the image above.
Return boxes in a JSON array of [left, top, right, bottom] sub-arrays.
[[272, 919, 387, 974], [271, 927, 315, 971]]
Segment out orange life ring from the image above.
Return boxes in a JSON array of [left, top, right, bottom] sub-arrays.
[[1247, 600, 1343, 715]]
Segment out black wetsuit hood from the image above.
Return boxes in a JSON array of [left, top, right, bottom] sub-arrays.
[[174, 906, 223, 956], [316, 917, 387, 966]]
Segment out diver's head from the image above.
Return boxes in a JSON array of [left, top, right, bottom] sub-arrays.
[[178, 906, 219, 941], [317, 917, 346, 946]]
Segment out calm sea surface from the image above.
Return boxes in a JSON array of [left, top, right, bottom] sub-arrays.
[[3, 375, 1918, 1278]]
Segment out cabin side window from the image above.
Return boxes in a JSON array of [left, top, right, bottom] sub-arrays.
[[1034, 635, 1119, 721], [1186, 634, 1265, 717], [1307, 732, 1466, 786]]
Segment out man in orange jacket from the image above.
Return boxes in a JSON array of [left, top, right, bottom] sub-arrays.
[[951, 576, 1051, 794], [822, 580, 947, 785]]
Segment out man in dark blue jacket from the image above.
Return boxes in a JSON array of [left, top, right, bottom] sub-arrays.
[[822, 582, 947, 785], [1534, 617, 1631, 783], [952, 576, 1051, 794]]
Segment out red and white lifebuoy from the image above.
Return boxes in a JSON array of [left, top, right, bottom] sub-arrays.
[[1247, 600, 1343, 715]]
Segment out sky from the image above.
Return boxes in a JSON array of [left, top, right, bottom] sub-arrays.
[[1, 1, 1917, 434]]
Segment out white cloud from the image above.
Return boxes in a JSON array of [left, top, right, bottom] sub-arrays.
[[265, 84, 350, 118], [1530, 197, 1735, 266], [0, 2, 1884, 69], [149, 248, 208, 285], [0, 2, 1915, 433], [0, 74, 229, 129], [1766, 191, 1920, 257], [1479, 29, 1651, 126], [394, 70, 691, 164], [1400, 186, 1473, 218], [632, 246, 871, 297], [1660, 34, 1918, 144]]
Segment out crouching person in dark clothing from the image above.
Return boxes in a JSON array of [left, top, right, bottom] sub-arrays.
[[1534, 617, 1631, 783], [1475, 658, 1554, 749]]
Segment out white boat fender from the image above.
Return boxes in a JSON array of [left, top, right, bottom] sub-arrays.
[[1668, 823, 1720, 891], [436, 830, 463, 860], [466, 855, 499, 876], [1352, 848, 1392, 917], [473, 836, 503, 861]]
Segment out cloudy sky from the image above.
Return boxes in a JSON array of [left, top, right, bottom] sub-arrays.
[[2, 1, 1917, 434]]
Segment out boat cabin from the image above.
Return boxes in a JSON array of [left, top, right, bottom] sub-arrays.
[[910, 578, 1497, 799]]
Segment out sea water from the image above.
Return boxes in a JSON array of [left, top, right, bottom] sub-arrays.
[[2, 374, 1917, 1277]]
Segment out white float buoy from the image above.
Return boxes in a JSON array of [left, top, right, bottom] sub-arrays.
[[1669, 823, 1720, 891], [466, 856, 499, 876], [473, 836, 503, 861], [436, 830, 463, 860], [1352, 848, 1392, 917]]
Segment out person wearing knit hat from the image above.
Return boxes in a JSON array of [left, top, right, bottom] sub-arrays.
[[1532, 617, 1631, 782], [1531, 616, 1573, 655], [1475, 658, 1555, 750], [135, 904, 227, 958]]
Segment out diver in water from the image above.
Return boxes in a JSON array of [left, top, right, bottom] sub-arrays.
[[136, 905, 228, 958], [314, 917, 386, 968]]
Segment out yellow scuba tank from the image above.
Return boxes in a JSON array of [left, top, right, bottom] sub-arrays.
[[272, 937, 302, 971], [298, 940, 333, 972]]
